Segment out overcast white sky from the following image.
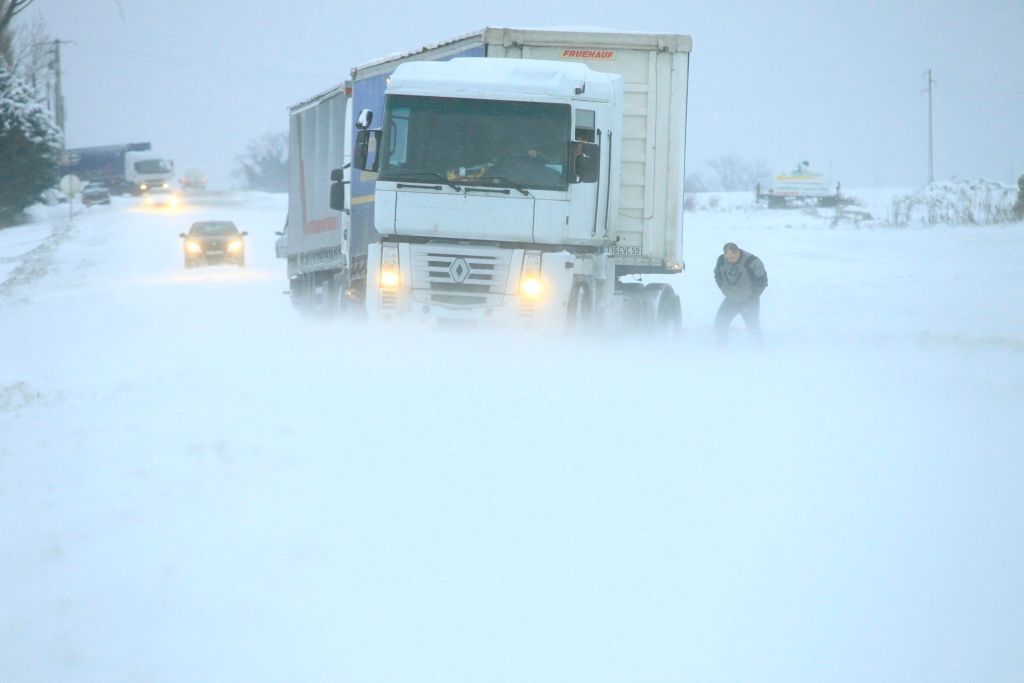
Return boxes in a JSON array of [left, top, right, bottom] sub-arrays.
[[24, 0, 1024, 190]]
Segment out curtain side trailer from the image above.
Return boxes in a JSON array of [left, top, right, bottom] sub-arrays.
[[284, 81, 366, 313]]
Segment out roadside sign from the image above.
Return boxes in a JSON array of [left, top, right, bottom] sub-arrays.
[[59, 174, 82, 196]]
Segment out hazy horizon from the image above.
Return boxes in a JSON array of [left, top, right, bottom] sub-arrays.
[[21, 0, 1024, 190]]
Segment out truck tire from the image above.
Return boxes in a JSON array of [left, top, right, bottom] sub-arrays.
[[643, 283, 681, 336], [331, 272, 363, 318], [566, 281, 593, 331], [289, 275, 313, 313]]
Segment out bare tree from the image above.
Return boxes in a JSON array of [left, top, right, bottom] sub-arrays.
[[683, 171, 710, 193], [707, 153, 770, 192], [1015, 175, 1024, 221], [11, 14, 48, 86], [234, 132, 288, 192], [1, 0, 37, 65]]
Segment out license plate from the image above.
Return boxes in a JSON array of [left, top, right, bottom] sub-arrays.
[[206, 250, 224, 256]]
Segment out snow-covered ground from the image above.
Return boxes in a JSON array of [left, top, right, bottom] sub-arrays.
[[2, 189, 1023, 682]]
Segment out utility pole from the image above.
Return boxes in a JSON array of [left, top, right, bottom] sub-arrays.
[[51, 39, 67, 145], [925, 68, 935, 185]]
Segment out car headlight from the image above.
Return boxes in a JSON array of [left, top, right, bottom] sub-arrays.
[[379, 244, 400, 288], [185, 240, 203, 254], [227, 239, 243, 252], [519, 251, 543, 299]]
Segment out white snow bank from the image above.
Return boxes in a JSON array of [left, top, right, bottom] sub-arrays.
[[890, 178, 1019, 226]]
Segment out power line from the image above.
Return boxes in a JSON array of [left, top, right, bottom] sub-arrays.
[[70, 40, 336, 82]]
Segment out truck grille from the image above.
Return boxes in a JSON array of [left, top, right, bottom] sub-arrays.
[[410, 245, 512, 307]]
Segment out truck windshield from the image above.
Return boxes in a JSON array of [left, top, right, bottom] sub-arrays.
[[134, 159, 173, 174], [379, 95, 570, 191]]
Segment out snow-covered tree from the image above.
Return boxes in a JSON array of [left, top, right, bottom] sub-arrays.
[[234, 132, 288, 192], [0, 61, 62, 226]]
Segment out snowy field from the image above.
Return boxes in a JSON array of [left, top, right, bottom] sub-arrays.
[[2, 189, 1023, 682]]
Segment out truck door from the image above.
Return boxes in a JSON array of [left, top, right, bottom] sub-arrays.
[[569, 109, 600, 238]]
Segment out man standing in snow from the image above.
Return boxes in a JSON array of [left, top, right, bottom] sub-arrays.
[[713, 242, 768, 345]]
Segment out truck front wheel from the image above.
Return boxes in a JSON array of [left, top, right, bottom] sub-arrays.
[[566, 281, 593, 332]]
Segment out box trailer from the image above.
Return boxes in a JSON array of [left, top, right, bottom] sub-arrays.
[[349, 27, 691, 330]]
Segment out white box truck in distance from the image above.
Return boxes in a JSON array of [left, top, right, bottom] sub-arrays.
[[351, 28, 691, 330]]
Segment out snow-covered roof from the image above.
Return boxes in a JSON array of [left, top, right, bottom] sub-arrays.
[[388, 58, 616, 101], [288, 80, 351, 113]]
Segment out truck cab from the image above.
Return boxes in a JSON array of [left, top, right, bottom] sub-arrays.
[[125, 151, 175, 193], [358, 58, 621, 327]]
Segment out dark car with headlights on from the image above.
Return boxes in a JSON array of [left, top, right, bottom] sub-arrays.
[[180, 221, 247, 268]]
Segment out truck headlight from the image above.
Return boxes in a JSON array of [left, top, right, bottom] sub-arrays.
[[519, 250, 543, 299], [520, 276, 543, 298], [379, 244, 400, 288]]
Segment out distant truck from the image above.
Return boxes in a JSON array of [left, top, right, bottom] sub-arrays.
[[179, 167, 207, 191], [60, 143, 175, 195], [283, 81, 357, 313], [346, 27, 691, 330], [757, 161, 841, 208]]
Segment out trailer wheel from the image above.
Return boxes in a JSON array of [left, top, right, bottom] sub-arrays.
[[566, 281, 593, 332], [332, 274, 363, 318], [643, 283, 681, 336], [289, 275, 314, 314]]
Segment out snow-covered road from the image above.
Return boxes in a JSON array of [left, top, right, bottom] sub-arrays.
[[2, 191, 1023, 682]]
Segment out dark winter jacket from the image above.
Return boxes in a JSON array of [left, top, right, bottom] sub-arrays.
[[714, 250, 768, 301]]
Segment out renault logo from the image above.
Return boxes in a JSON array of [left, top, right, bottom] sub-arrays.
[[449, 258, 470, 284]]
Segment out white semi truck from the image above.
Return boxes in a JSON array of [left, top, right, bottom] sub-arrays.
[[350, 28, 691, 330], [60, 143, 175, 195]]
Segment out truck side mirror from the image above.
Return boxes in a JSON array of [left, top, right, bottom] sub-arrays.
[[329, 167, 346, 211], [356, 109, 373, 130], [572, 142, 600, 184], [354, 130, 381, 172]]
